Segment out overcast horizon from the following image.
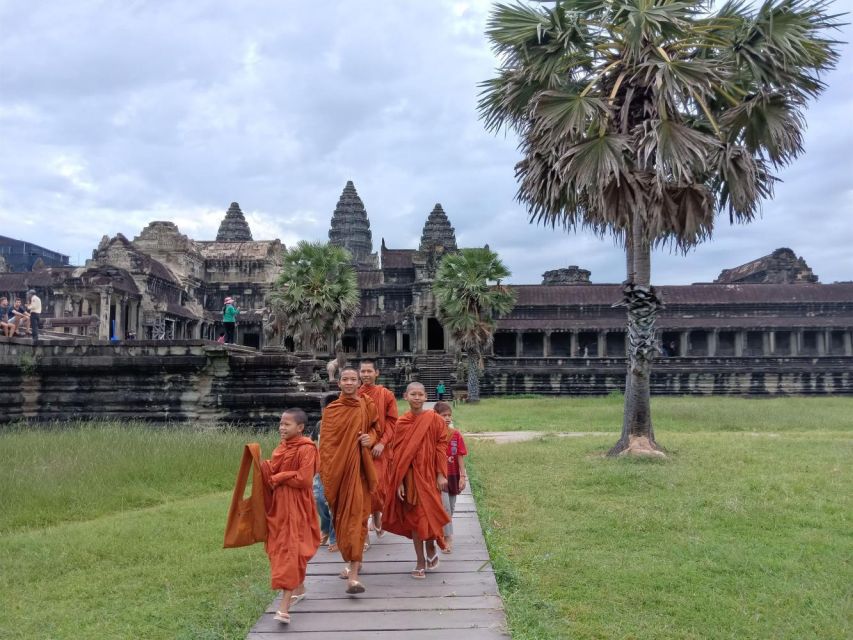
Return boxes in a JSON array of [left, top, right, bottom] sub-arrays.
[[1, 0, 852, 285]]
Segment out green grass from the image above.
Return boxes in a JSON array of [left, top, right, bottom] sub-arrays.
[[0, 422, 281, 640], [465, 402, 853, 639], [448, 394, 853, 433]]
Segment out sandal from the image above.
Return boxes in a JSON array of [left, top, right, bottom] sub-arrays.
[[339, 566, 351, 579], [426, 553, 440, 571], [410, 567, 426, 579], [328, 543, 338, 552], [441, 545, 452, 554], [273, 611, 291, 624], [346, 580, 365, 594], [320, 533, 329, 546], [290, 593, 306, 607]]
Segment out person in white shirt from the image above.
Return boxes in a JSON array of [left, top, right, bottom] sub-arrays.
[[26, 289, 41, 342]]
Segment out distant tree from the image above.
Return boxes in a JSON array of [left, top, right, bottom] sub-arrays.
[[479, 0, 841, 455], [268, 241, 359, 355], [434, 248, 517, 402]]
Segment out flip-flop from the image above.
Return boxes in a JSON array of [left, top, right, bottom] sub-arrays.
[[346, 580, 366, 594], [426, 553, 440, 571], [339, 566, 351, 579], [328, 543, 339, 552], [411, 567, 426, 579], [441, 545, 452, 554], [290, 593, 306, 607], [375, 528, 385, 538], [273, 611, 291, 624]]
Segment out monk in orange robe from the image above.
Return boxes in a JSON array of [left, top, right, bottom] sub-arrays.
[[319, 367, 379, 594], [358, 358, 398, 537], [383, 382, 450, 579], [260, 408, 321, 625]]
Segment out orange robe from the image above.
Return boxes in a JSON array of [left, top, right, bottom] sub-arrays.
[[319, 394, 379, 562], [358, 383, 398, 513], [260, 436, 321, 591], [382, 409, 450, 547]]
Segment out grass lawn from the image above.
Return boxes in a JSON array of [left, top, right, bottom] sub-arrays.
[[2, 397, 850, 639], [0, 423, 281, 640], [464, 397, 853, 639]]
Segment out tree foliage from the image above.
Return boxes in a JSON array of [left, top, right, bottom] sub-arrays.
[[434, 248, 517, 401], [268, 241, 359, 354]]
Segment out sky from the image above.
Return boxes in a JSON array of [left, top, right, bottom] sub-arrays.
[[1, 0, 851, 285]]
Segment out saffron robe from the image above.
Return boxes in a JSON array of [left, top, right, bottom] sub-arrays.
[[358, 383, 398, 513], [382, 409, 450, 547], [260, 436, 321, 590], [319, 394, 379, 562]]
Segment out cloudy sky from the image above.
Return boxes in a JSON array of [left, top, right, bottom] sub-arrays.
[[1, 0, 851, 284]]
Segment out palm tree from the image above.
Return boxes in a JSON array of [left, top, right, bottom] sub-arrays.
[[479, 0, 841, 455], [267, 241, 359, 355], [434, 248, 517, 402]]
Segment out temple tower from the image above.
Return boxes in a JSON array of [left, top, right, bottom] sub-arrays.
[[419, 203, 457, 253], [216, 202, 253, 242], [329, 181, 375, 267]]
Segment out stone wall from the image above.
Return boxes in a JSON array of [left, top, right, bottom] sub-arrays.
[[480, 356, 853, 396], [0, 340, 326, 432]]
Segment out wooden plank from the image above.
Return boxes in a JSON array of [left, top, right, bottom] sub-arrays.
[[249, 629, 510, 640], [265, 594, 504, 614], [309, 545, 490, 564], [307, 560, 493, 576], [290, 573, 501, 600], [250, 608, 507, 633]]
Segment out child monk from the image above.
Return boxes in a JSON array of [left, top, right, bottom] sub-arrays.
[[319, 367, 379, 594], [357, 359, 398, 538], [260, 408, 321, 625], [383, 382, 450, 579]]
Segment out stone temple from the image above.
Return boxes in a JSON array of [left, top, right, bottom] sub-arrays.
[[2, 181, 852, 406]]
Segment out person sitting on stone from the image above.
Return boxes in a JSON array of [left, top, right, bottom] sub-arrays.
[[0, 297, 14, 337], [10, 298, 30, 336]]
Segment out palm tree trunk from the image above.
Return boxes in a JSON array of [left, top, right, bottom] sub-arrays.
[[608, 214, 664, 457], [467, 346, 481, 403]]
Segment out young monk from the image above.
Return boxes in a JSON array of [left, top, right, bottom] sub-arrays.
[[383, 382, 450, 579], [260, 408, 321, 625], [357, 359, 398, 538], [319, 367, 379, 594]]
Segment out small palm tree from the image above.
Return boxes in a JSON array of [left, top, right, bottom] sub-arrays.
[[480, 0, 841, 455], [434, 248, 517, 402], [268, 241, 359, 355]]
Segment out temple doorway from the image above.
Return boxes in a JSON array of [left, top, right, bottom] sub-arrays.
[[427, 318, 445, 351]]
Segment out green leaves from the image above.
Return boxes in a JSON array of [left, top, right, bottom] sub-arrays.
[[267, 241, 359, 353]]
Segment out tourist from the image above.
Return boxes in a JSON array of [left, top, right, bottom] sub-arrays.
[[0, 297, 12, 337], [319, 367, 379, 594], [260, 408, 321, 626], [313, 471, 337, 552], [10, 297, 30, 336], [436, 380, 446, 401], [222, 296, 239, 343], [26, 290, 42, 342], [357, 359, 398, 540], [382, 382, 450, 579], [433, 401, 467, 554]]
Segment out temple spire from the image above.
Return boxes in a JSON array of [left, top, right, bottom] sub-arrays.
[[329, 181, 374, 265], [419, 203, 457, 253], [216, 202, 253, 242]]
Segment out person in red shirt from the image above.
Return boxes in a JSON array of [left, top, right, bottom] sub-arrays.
[[433, 402, 467, 554]]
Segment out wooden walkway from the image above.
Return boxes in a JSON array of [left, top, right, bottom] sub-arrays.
[[247, 488, 510, 639]]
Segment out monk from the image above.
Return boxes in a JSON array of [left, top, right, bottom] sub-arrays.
[[260, 408, 321, 625], [319, 367, 379, 594], [358, 359, 398, 538], [383, 382, 450, 579]]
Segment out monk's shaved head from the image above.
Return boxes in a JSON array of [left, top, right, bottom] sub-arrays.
[[406, 382, 425, 393]]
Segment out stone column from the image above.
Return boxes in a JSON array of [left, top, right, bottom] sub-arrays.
[[516, 332, 523, 358], [708, 330, 718, 357], [543, 331, 551, 357], [420, 316, 428, 352], [843, 331, 852, 356], [679, 331, 690, 358], [570, 331, 578, 357], [825, 330, 833, 355], [597, 331, 606, 358], [761, 332, 770, 356], [98, 290, 111, 340], [817, 330, 827, 356], [734, 331, 744, 357], [396, 326, 403, 353], [357, 330, 364, 356], [792, 330, 802, 356], [768, 331, 776, 355], [53, 297, 64, 319], [128, 300, 138, 339], [114, 298, 124, 339]]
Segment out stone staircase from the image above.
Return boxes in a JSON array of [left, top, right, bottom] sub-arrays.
[[414, 352, 456, 400]]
